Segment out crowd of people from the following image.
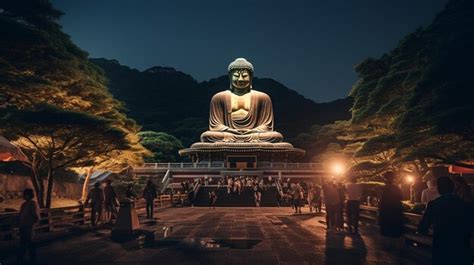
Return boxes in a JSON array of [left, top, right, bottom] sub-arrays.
[[84, 179, 161, 224], [13, 171, 473, 264], [85, 179, 120, 226]]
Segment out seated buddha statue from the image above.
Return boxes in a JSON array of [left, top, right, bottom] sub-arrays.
[[200, 58, 283, 143]]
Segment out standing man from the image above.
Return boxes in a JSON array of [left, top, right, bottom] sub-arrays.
[[308, 184, 315, 212], [314, 183, 322, 213], [103, 179, 119, 223], [322, 179, 340, 232], [143, 180, 157, 219], [418, 176, 474, 265], [17, 188, 40, 263], [421, 179, 439, 205], [292, 183, 303, 214], [345, 175, 362, 234], [85, 182, 104, 226], [125, 184, 137, 200]]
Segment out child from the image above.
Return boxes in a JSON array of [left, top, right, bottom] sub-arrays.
[[209, 190, 217, 209]]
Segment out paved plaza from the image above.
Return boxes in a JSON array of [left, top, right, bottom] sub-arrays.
[[4, 207, 426, 265]]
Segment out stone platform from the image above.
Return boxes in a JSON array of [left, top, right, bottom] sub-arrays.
[[3, 207, 427, 265], [179, 142, 305, 162]]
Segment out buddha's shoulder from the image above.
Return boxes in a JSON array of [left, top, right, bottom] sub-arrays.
[[211, 90, 231, 100]]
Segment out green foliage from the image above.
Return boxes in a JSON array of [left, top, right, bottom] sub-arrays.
[[294, 121, 351, 162], [138, 131, 184, 162], [0, 0, 147, 207], [299, 0, 474, 177], [347, 0, 474, 172]]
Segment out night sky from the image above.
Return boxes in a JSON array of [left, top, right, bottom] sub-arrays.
[[53, 0, 449, 103]]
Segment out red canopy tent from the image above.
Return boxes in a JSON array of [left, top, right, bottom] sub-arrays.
[[449, 162, 474, 174], [0, 136, 27, 162]]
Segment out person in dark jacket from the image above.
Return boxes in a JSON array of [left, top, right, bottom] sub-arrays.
[[103, 179, 118, 223], [17, 188, 40, 262], [378, 171, 405, 249], [143, 180, 157, 219], [125, 184, 137, 200], [85, 182, 104, 226], [418, 176, 474, 265]]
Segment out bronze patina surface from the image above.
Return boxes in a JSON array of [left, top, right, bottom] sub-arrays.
[[180, 58, 304, 162]]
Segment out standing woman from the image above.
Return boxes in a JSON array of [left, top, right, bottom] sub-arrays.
[[378, 171, 405, 250]]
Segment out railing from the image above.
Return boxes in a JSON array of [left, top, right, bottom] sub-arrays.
[[0, 194, 187, 242], [192, 183, 201, 200], [359, 205, 423, 229], [275, 181, 283, 195], [160, 169, 171, 194], [358, 205, 434, 248], [135, 162, 325, 170]]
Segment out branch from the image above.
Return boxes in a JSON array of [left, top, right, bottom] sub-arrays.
[[426, 154, 474, 169], [18, 133, 48, 160]]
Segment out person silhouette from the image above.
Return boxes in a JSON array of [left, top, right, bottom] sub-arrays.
[[17, 188, 40, 262], [378, 171, 404, 249], [418, 176, 474, 265]]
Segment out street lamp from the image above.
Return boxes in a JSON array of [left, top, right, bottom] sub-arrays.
[[405, 174, 416, 203], [330, 161, 345, 176]]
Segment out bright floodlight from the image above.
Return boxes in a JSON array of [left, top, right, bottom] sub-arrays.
[[331, 162, 345, 175], [405, 175, 415, 183]]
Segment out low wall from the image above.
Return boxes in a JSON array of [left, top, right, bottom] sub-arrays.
[[0, 174, 82, 200]]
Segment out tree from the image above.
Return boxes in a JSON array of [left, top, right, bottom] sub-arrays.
[[0, 0, 148, 206], [0, 105, 138, 208], [345, 0, 474, 175], [298, 1, 474, 181], [138, 131, 184, 162]]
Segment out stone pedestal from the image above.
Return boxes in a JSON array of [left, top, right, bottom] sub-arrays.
[[179, 142, 305, 162], [111, 198, 140, 241]]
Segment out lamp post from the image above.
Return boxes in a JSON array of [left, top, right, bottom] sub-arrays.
[[405, 174, 415, 203]]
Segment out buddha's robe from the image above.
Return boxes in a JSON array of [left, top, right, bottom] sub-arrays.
[[200, 90, 283, 143]]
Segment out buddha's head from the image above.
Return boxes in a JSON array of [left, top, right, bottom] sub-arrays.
[[228, 58, 253, 92]]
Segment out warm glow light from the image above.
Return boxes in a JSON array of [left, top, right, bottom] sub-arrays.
[[331, 162, 345, 176], [405, 175, 414, 183]]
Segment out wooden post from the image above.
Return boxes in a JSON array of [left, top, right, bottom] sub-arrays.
[[47, 211, 53, 232]]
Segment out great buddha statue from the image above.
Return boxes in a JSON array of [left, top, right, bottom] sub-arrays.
[[200, 58, 283, 143], [179, 58, 304, 162]]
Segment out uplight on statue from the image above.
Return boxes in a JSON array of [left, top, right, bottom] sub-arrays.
[[179, 58, 305, 162]]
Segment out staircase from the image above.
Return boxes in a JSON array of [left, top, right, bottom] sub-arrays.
[[193, 186, 278, 207]]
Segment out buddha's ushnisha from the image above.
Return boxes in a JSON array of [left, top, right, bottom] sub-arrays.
[[200, 58, 283, 143]]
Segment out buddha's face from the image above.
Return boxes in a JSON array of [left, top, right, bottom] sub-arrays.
[[231, 69, 251, 90]]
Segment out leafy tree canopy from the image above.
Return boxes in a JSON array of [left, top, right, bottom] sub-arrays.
[[138, 131, 184, 163]]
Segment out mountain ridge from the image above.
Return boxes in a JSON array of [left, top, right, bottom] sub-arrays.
[[90, 57, 353, 147]]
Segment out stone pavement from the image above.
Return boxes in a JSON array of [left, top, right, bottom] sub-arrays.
[[3, 207, 427, 265]]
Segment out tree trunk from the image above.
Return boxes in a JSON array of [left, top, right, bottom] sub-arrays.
[[29, 168, 45, 208], [81, 167, 94, 203], [45, 167, 54, 208]]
